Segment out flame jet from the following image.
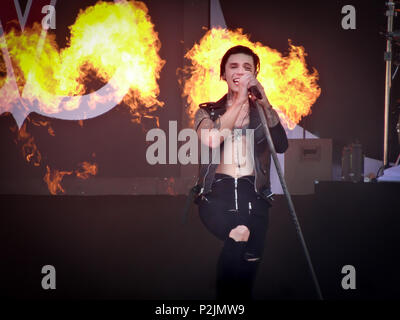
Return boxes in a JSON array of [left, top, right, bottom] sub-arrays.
[[0, 0, 165, 129], [180, 28, 321, 129]]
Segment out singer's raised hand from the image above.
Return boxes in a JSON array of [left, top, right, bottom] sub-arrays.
[[235, 73, 253, 107], [248, 76, 280, 127], [247, 76, 268, 105]]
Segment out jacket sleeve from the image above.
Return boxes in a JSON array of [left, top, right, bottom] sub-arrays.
[[269, 121, 289, 153], [194, 108, 210, 132]]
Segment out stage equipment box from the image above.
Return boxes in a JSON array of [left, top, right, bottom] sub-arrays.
[[284, 139, 332, 194]]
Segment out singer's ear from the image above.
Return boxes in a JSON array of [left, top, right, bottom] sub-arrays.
[[221, 74, 226, 81]]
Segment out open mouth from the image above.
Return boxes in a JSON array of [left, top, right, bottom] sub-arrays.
[[233, 78, 240, 85]]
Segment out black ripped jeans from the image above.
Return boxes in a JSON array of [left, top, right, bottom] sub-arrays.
[[197, 173, 271, 300]]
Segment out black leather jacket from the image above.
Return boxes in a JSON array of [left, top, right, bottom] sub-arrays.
[[194, 94, 288, 197]]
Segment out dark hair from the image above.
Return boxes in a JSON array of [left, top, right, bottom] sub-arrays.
[[220, 45, 260, 79]]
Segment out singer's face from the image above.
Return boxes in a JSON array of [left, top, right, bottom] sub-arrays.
[[223, 53, 256, 93]]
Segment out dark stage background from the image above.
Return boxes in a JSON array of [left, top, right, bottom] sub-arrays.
[[1, 0, 400, 302]]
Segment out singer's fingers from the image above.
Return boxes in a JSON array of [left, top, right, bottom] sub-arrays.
[[238, 76, 249, 90], [239, 73, 252, 86], [247, 75, 258, 88], [237, 77, 248, 91], [239, 73, 257, 89]]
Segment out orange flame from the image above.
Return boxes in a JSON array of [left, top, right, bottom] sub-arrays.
[[43, 162, 98, 195], [17, 122, 42, 166], [75, 161, 98, 180], [179, 28, 321, 129], [0, 53, 5, 88], [1, 1, 164, 195], [164, 177, 176, 196], [0, 0, 164, 123], [43, 165, 73, 195], [31, 119, 55, 136]]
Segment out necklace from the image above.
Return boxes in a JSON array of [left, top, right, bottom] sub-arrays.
[[235, 108, 249, 129]]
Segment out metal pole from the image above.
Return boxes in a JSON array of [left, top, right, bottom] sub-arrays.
[[384, 1, 395, 166], [255, 101, 323, 300]]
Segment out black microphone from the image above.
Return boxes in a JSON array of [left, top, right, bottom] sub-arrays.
[[248, 86, 262, 100]]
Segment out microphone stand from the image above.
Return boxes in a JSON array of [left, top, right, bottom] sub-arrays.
[[383, 0, 396, 167], [255, 100, 324, 300]]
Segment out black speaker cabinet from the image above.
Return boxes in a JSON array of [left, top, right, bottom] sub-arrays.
[[284, 139, 332, 194]]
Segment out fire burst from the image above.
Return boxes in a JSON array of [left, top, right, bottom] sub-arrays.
[[43, 162, 98, 195], [75, 161, 98, 180], [0, 0, 164, 194], [43, 165, 73, 195], [0, 0, 165, 122], [180, 28, 321, 129]]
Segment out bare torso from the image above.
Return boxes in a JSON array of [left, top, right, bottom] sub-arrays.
[[215, 102, 255, 178]]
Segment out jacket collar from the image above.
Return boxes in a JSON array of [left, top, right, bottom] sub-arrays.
[[212, 94, 228, 110]]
